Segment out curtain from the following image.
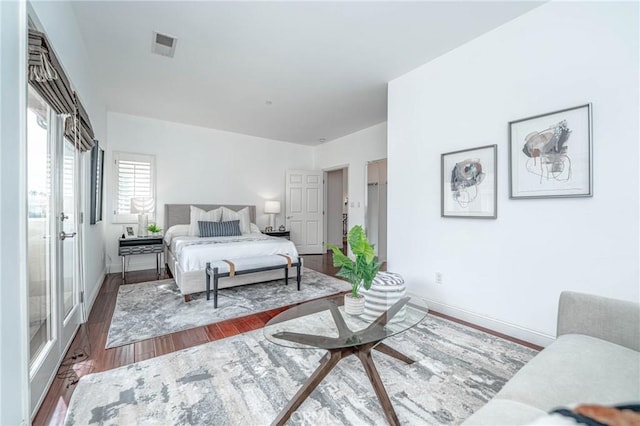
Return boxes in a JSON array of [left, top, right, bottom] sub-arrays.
[[28, 29, 95, 152]]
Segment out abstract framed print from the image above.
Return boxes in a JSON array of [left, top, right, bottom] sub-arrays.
[[509, 104, 592, 199], [441, 144, 497, 219]]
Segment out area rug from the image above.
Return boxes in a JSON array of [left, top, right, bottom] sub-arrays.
[[68, 314, 537, 425], [106, 268, 350, 348]]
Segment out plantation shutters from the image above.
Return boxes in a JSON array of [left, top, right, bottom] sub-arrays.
[[112, 152, 156, 223]]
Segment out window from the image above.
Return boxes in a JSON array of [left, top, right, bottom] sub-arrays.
[[112, 151, 156, 223]]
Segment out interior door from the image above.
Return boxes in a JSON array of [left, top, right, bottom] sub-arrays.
[[27, 87, 83, 416], [286, 170, 324, 254]]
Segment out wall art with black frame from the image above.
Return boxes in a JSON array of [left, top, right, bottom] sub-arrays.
[[90, 141, 104, 224]]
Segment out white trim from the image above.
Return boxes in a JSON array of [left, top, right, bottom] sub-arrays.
[[410, 292, 556, 348], [29, 322, 80, 422], [84, 268, 105, 321]]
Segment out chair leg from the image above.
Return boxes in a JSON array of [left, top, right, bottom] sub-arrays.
[[296, 258, 301, 291], [183, 294, 191, 303]]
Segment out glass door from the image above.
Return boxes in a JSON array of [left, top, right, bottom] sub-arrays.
[[27, 86, 83, 415]]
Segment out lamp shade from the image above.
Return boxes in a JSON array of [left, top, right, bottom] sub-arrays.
[[130, 197, 154, 214], [264, 200, 281, 214]]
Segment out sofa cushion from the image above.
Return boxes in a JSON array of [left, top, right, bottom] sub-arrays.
[[462, 399, 546, 425], [495, 334, 640, 411]]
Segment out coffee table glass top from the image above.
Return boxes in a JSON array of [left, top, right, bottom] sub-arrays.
[[264, 294, 429, 350]]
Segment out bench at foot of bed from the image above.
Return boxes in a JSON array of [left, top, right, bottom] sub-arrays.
[[205, 255, 302, 308]]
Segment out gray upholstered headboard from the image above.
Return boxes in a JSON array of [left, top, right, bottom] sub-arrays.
[[164, 204, 257, 231]]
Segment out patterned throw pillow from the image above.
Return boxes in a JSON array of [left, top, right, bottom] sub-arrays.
[[198, 220, 241, 237]]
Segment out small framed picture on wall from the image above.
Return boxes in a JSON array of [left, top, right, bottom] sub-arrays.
[[441, 144, 497, 219]]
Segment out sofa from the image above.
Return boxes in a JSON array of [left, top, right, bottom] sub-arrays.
[[463, 291, 640, 425]]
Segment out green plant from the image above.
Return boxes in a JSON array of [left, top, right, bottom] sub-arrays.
[[147, 224, 162, 233], [326, 225, 382, 298]]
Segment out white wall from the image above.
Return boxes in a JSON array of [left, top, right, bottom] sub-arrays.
[[30, 0, 108, 313], [0, 2, 29, 423], [388, 1, 639, 346], [106, 112, 314, 272], [314, 122, 387, 232]]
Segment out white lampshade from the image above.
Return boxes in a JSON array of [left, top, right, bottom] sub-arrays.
[[130, 197, 154, 214], [264, 200, 281, 214]]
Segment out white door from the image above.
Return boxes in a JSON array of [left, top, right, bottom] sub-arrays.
[[27, 87, 83, 415], [286, 170, 324, 254]]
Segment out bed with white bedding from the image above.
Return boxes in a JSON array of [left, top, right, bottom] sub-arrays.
[[163, 204, 300, 301]]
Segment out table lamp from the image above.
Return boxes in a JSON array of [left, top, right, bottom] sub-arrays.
[[264, 200, 281, 231], [130, 197, 154, 236]]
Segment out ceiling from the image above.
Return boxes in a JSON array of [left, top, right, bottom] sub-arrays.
[[71, 1, 541, 145]]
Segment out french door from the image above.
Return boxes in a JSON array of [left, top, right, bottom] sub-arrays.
[[27, 86, 83, 415]]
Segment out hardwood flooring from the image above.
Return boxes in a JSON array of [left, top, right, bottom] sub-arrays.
[[33, 252, 540, 425]]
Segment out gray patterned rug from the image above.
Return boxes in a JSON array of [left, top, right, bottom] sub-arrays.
[[68, 314, 537, 425], [106, 268, 351, 348]]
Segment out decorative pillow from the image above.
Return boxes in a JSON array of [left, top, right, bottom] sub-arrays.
[[221, 207, 251, 235], [198, 220, 241, 237], [189, 206, 222, 236], [249, 223, 261, 234], [530, 404, 640, 425], [164, 224, 189, 245]]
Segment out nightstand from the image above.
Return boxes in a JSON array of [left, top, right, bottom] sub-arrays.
[[264, 230, 290, 240], [119, 235, 164, 281]]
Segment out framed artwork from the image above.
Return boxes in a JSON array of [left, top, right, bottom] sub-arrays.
[[509, 104, 592, 199], [441, 144, 497, 219], [90, 142, 105, 224]]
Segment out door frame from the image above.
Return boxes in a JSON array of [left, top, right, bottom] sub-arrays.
[[322, 165, 349, 252], [365, 158, 388, 261]]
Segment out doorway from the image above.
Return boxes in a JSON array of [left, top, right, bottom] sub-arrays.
[[27, 85, 83, 415], [366, 159, 387, 262], [324, 168, 348, 252]]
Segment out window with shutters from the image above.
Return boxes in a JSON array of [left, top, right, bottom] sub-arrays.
[[112, 152, 156, 223]]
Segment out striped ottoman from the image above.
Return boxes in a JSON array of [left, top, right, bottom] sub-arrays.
[[360, 272, 406, 323]]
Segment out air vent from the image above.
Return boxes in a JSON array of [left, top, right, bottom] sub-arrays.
[[151, 31, 177, 58]]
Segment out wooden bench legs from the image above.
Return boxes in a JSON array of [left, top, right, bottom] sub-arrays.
[[204, 257, 302, 308]]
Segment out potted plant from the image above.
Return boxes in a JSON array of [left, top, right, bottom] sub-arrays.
[[147, 224, 162, 235], [326, 225, 382, 315]]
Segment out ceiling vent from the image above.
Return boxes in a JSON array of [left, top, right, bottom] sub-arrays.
[[151, 31, 177, 58]]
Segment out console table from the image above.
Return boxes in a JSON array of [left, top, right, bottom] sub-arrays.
[[118, 235, 163, 282]]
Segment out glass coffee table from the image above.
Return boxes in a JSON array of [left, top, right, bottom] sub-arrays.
[[264, 294, 429, 426]]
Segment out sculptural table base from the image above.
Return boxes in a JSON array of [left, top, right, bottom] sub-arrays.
[[271, 341, 413, 426]]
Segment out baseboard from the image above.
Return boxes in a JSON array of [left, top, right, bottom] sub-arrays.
[[411, 293, 555, 348], [84, 268, 105, 321]]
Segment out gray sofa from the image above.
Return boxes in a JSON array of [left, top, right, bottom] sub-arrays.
[[463, 291, 640, 425]]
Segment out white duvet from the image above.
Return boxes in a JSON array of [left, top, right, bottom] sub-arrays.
[[169, 233, 299, 272]]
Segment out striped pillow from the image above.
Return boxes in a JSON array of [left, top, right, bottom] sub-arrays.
[[198, 220, 241, 237]]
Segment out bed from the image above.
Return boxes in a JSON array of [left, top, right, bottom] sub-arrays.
[[163, 204, 300, 301]]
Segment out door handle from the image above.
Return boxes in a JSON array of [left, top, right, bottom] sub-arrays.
[[59, 231, 76, 240], [60, 212, 69, 222]]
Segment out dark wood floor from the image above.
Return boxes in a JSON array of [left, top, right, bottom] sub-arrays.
[[33, 252, 540, 425]]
